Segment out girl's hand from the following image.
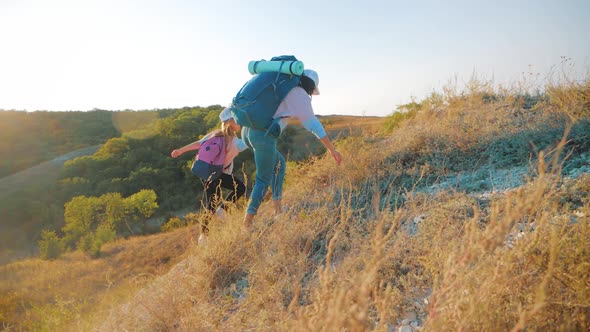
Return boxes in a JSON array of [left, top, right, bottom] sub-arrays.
[[171, 149, 182, 158]]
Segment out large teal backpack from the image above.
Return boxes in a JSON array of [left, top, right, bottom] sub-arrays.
[[230, 55, 302, 131]]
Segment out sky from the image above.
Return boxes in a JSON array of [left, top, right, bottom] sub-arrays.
[[0, 0, 589, 117]]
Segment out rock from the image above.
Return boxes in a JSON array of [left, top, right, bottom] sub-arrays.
[[405, 310, 417, 321], [399, 325, 413, 332], [413, 300, 424, 311]]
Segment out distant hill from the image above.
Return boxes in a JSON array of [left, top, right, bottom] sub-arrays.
[[0, 110, 119, 178]]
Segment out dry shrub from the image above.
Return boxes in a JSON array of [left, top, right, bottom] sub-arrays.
[[290, 214, 403, 331], [416, 127, 590, 332], [547, 78, 590, 121], [424, 175, 589, 331]]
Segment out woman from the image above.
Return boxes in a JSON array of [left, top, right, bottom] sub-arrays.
[[242, 69, 342, 229], [171, 108, 248, 244]]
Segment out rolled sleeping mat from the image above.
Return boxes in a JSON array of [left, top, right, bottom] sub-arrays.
[[248, 60, 305, 76]]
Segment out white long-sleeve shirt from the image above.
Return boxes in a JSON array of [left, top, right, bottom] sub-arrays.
[[198, 130, 248, 174], [273, 86, 327, 139]]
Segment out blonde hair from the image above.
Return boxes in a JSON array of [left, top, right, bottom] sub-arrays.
[[221, 120, 237, 137]]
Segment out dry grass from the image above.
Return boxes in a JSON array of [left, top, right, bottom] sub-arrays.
[[95, 78, 589, 329], [2, 76, 589, 331], [91, 168, 589, 331], [0, 227, 195, 331]]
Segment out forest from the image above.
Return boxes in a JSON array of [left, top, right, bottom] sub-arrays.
[[0, 110, 121, 178]]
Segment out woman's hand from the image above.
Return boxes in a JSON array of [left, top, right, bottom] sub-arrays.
[[320, 135, 342, 166], [331, 150, 342, 165]]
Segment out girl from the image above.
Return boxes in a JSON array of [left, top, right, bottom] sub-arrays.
[[241, 69, 342, 229], [171, 108, 248, 244]]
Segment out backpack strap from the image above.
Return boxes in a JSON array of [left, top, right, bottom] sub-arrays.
[[272, 62, 285, 94]]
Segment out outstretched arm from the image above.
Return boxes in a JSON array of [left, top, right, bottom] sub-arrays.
[[171, 130, 220, 158], [277, 88, 341, 165], [300, 117, 342, 165], [319, 135, 342, 165], [171, 141, 201, 158]]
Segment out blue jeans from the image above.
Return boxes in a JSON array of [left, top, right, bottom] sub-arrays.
[[242, 127, 286, 215]]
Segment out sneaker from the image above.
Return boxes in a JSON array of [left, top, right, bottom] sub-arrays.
[[215, 207, 226, 219], [198, 233, 208, 246]]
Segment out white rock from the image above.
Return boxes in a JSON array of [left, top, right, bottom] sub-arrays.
[[405, 310, 417, 321], [399, 325, 413, 332]]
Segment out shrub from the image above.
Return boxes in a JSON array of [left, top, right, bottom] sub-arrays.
[[94, 224, 116, 244], [77, 233, 99, 257], [161, 217, 186, 232], [38, 230, 63, 260], [383, 101, 420, 132], [547, 78, 590, 121]]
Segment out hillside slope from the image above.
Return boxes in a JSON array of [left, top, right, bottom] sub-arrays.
[[0, 227, 195, 330], [97, 136, 589, 331], [95, 85, 589, 331], [2, 80, 589, 330], [0, 145, 101, 263]]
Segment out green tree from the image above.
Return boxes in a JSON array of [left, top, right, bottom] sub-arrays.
[[100, 192, 128, 234], [62, 196, 101, 249], [38, 230, 63, 260], [126, 189, 159, 219], [79, 223, 117, 258], [95, 137, 129, 158], [94, 223, 116, 244], [161, 217, 185, 232], [76, 232, 97, 256]]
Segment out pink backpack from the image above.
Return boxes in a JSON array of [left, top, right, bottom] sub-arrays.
[[191, 136, 226, 181]]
